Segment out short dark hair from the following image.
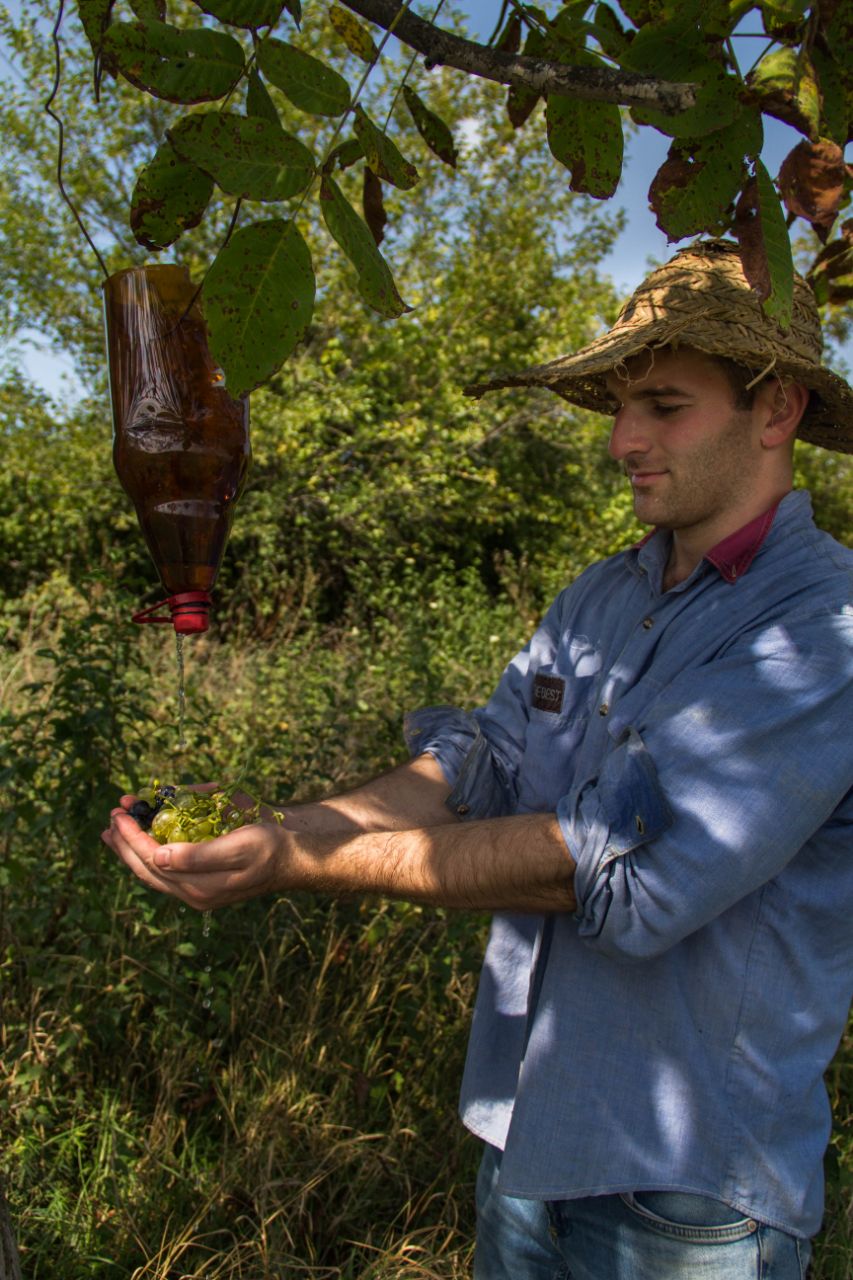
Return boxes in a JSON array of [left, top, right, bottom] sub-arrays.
[[709, 355, 762, 410]]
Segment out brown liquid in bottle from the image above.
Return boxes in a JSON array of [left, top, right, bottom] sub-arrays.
[[103, 265, 250, 631]]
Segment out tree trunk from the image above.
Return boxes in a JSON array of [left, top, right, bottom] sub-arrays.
[[0, 1178, 22, 1280]]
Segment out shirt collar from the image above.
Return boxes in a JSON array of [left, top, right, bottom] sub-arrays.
[[629, 498, 785, 587], [704, 501, 781, 583]]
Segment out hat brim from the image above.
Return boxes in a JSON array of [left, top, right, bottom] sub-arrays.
[[464, 317, 853, 455], [464, 237, 853, 457]]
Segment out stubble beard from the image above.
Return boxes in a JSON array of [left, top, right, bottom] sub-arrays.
[[630, 409, 757, 533]]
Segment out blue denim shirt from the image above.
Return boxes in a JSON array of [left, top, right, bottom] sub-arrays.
[[405, 490, 853, 1239]]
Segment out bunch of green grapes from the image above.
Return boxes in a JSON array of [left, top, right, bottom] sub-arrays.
[[129, 783, 281, 844]]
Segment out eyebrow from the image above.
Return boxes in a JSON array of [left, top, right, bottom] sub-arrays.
[[604, 382, 695, 401]]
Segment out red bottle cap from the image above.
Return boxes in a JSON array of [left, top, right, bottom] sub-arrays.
[[132, 591, 212, 633]]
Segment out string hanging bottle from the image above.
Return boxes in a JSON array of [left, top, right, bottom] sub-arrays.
[[103, 265, 250, 633]]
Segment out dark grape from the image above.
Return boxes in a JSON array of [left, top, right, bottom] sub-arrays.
[[129, 799, 160, 830]]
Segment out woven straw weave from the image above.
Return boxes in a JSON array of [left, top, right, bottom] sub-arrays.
[[464, 240, 853, 454]]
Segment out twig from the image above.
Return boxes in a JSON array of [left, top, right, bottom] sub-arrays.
[[340, 0, 698, 112], [44, 0, 109, 278], [382, 0, 448, 131]]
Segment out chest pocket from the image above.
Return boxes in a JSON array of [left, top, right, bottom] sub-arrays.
[[528, 639, 603, 727], [519, 641, 603, 810]]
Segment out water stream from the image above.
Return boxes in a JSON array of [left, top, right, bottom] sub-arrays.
[[176, 632, 187, 751]]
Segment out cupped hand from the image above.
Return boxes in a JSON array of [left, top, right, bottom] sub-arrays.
[[102, 804, 288, 911]]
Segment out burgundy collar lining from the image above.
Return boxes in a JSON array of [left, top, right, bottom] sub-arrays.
[[705, 502, 781, 583], [631, 501, 782, 584]]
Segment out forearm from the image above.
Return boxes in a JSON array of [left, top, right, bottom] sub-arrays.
[[276, 811, 577, 913], [281, 753, 456, 835]]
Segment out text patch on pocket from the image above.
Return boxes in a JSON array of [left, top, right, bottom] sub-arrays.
[[532, 674, 565, 714]]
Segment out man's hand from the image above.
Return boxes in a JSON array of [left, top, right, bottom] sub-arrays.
[[102, 801, 289, 911], [103, 763, 577, 915]]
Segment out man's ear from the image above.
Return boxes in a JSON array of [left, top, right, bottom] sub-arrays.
[[759, 378, 809, 449]]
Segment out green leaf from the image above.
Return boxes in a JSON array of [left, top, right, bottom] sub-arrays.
[[649, 110, 763, 240], [588, 3, 629, 57], [246, 69, 282, 127], [760, 0, 808, 36], [257, 38, 351, 117], [746, 48, 822, 139], [353, 106, 419, 190], [202, 219, 316, 396], [101, 20, 245, 104], [823, 0, 853, 55], [811, 48, 849, 147], [328, 4, 380, 63], [755, 160, 795, 329], [76, 0, 114, 57], [546, 52, 623, 198], [322, 136, 364, 172], [734, 159, 794, 329], [128, 0, 165, 21], [702, 0, 754, 39], [402, 87, 458, 169], [130, 140, 214, 250], [191, 0, 283, 27], [548, 0, 592, 55], [619, 0, 652, 21], [319, 175, 410, 318], [748, 46, 797, 96], [168, 111, 315, 201], [621, 18, 742, 137]]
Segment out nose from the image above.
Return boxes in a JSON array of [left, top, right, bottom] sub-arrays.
[[608, 405, 651, 461]]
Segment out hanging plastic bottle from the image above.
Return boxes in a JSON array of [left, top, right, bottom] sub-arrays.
[[103, 265, 250, 633]]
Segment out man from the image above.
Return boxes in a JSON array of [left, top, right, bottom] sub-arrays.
[[104, 241, 853, 1278]]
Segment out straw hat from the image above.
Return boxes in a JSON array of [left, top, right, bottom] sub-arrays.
[[464, 239, 853, 454]]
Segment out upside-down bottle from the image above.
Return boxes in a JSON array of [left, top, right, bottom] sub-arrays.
[[103, 265, 250, 634]]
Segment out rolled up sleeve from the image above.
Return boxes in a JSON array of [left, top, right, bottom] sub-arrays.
[[402, 705, 520, 820]]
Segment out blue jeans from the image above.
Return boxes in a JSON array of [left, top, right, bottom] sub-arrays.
[[474, 1144, 812, 1280]]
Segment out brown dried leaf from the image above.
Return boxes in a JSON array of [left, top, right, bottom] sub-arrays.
[[496, 10, 522, 53], [734, 159, 795, 329], [363, 165, 386, 247], [649, 152, 695, 200], [734, 176, 771, 299], [778, 139, 851, 241], [806, 217, 853, 301], [507, 85, 540, 129]]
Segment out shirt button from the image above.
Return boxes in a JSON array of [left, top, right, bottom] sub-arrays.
[[598, 703, 609, 716], [642, 617, 654, 629], [456, 803, 470, 816]]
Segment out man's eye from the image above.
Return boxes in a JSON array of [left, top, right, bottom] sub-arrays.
[[652, 402, 684, 416]]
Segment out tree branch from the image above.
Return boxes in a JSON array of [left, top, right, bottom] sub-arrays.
[[340, 0, 698, 113]]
